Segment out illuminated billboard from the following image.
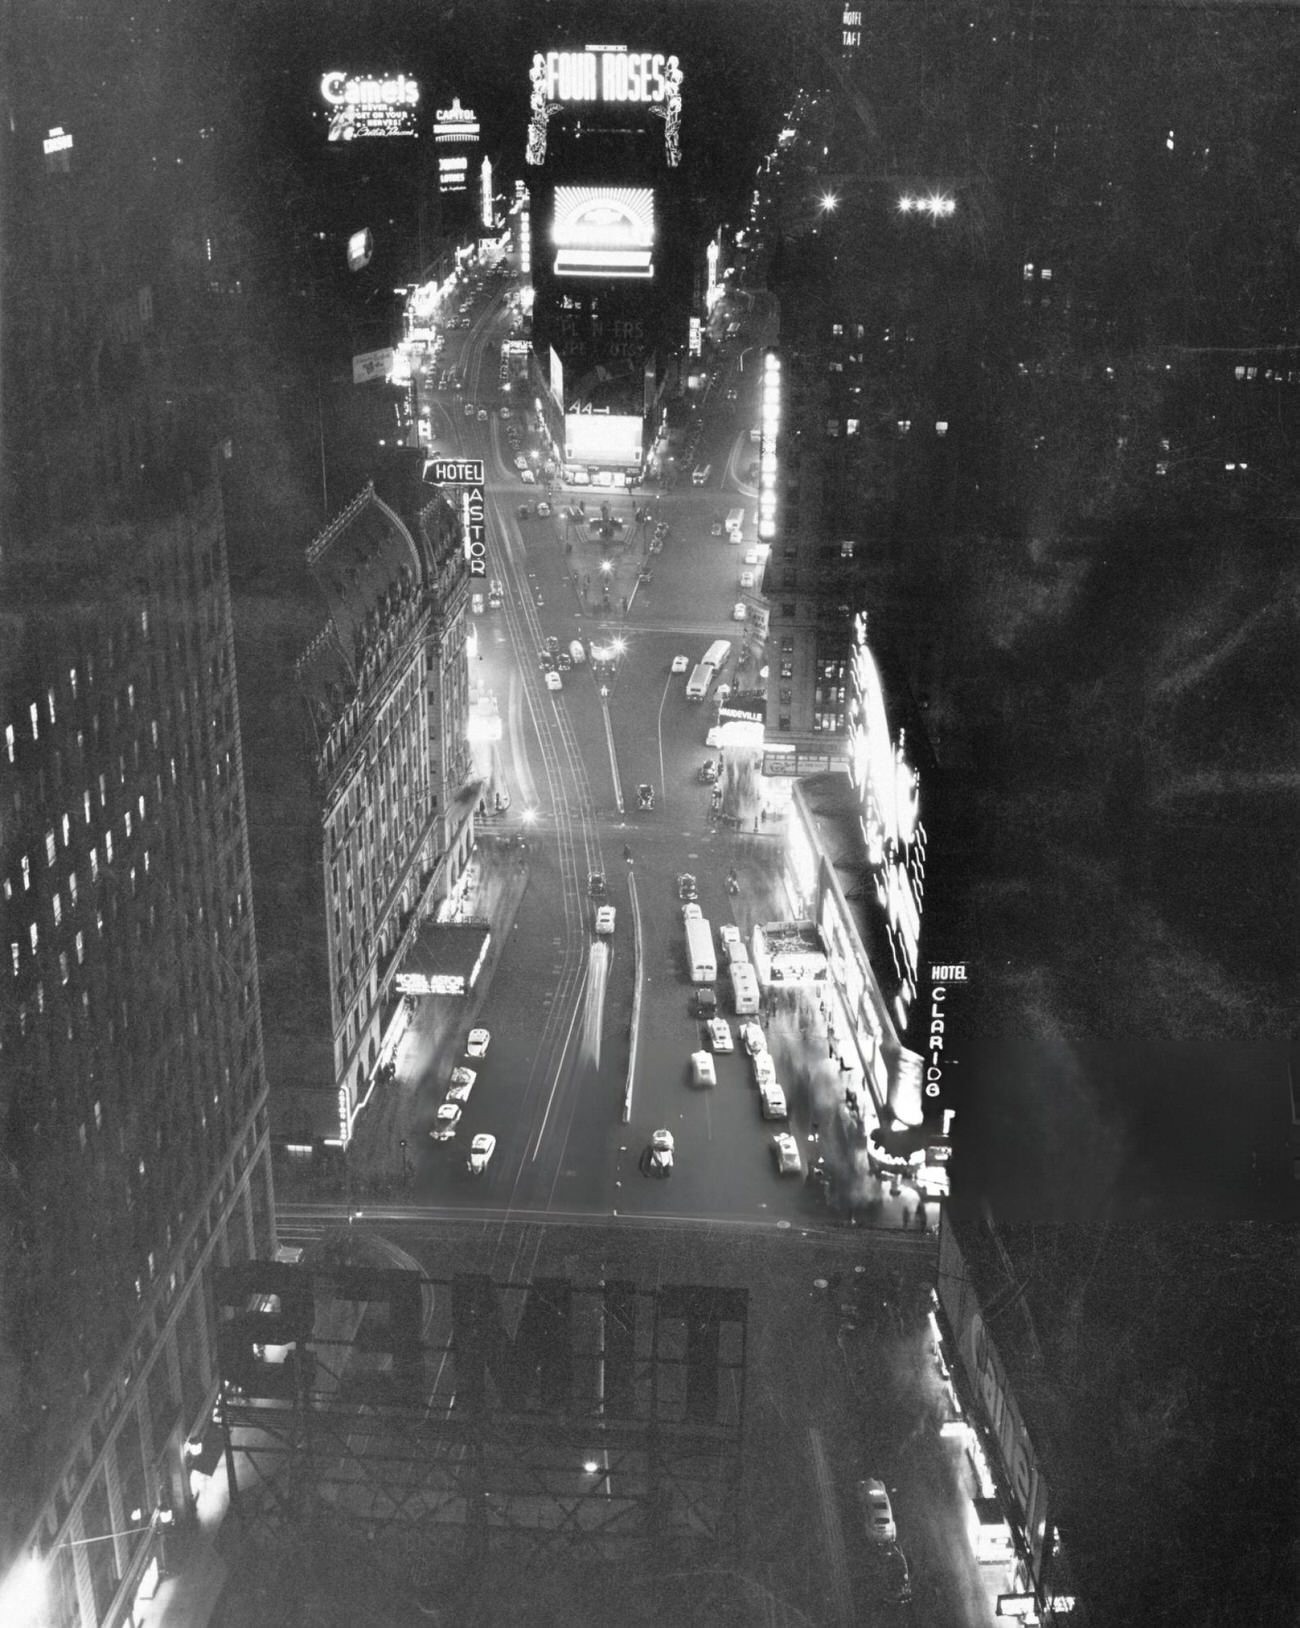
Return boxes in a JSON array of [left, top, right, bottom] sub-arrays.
[[321, 71, 420, 140], [527, 47, 682, 166], [565, 411, 644, 468], [434, 96, 479, 141], [553, 187, 654, 279]]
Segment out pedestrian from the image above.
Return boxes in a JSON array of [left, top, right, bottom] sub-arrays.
[[753, 816, 759, 833]]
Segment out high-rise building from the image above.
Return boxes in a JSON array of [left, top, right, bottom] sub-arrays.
[[0, 9, 276, 1621]]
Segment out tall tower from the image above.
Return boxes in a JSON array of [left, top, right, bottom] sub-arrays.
[[0, 6, 275, 1623]]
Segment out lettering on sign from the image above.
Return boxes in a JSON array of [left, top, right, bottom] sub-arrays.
[[426, 459, 485, 485], [464, 486, 486, 577]]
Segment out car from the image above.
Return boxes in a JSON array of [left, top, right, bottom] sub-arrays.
[[870, 1545, 912, 1606], [466, 1028, 491, 1058], [499, 406, 511, 420], [707, 1017, 734, 1053], [671, 654, 689, 674], [648, 537, 663, 555], [430, 1101, 463, 1141], [739, 1020, 766, 1055], [682, 902, 702, 922], [637, 783, 655, 810], [446, 1066, 477, 1103], [752, 1052, 777, 1090], [538, 650, 555, 670], [744, 546, 760, 565], [513, 454, 529, 471], [546, 636, 559, 652], [699, 759, 718, 783], [726, 387, 738, 401], [690, 1051, 717, 1088], [677, 873, 698, 901], [464, 402, 475, 417], [740, 570, 756, 589], [710, 519, 724, 537], [520, 468, 536, 483], [648, 1128, 674, 1177], [693, 986, 718, 1018], [477, 408, 489, 422], [545, 669, 562, 691], [759, 1080, 787, 1120], [856, 1479, 897, 1545], [719, 922, 741, 950], [588, 872, 608, 898], [595, 905, 616, 935], [732, 602, 747, 622], [518, 504, 532, 519], [467, 1133, 496, 1176], [772, 1132, 801, 1175], [536, 500, 551, 517], [557, 651, 572, 671]]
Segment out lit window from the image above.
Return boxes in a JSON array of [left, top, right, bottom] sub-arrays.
[[68, 871, 77, 903], [84, 790, 92, 823], [94, 1100, 102, 1128], [5, 724, 14, 762], [21, 855, 31, 890], [140, 607, 149, 636], [105, 831, 113, 863], [53, 893, 62, 926], [123, 810, 131, 839], [59, 951, 69, 985], [2, 879, 9, 900], [47, 688, 56, 725], [76, 930, 85, 964], [70, 666, 78, 698], [9, 943, 18, 975], [29, 922, 38, 953], [90, 847, 98, 880], [127, 683, 135, 711], [45, 831, 55, 866], [137, 794, 146, 820], [29, 702, 39, 740], [846, 419, 860, 436]]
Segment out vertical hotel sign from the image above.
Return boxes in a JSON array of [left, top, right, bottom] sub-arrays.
[[424, 460, 486, 576], [924, 961, 967, 1111]]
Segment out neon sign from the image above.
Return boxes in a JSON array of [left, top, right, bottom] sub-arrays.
[[553, 187, 655, 279], [320, 71, 420, 141], [527, 47, 682, 166]]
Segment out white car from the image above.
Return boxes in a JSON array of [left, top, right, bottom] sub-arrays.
[[772, 1132, 802, 1176], [743, 546, 760, 565], [466, 1028, 490, 1058], [857, 1479, 897, 1545], [690, 1050, 717, 1088], [671, 654, 689, 674], [731, 602, 747, 622], [739, 570, 756, 589], [707, 1017, 734, 1053], [467, 1132, 496, 1175], [513, 454, 529, 471], [753, 1053, 777, 1090], [595, 905, 616, 935], [545, 669, 562, 691], [648, 1128, 674, 1176], [682, 902, 702, 922], [520, 468, 536, 484], [536, 500, 551, 517], [739, 1021, 767, 1057], [446, 1067, 476, 1103], [759, 1080, 787, 1120], [719, 923, 741, 951], [430, 1101, 463, 1141]]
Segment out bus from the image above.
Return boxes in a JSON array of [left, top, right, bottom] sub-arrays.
[[725, 507, 745, 536], [729, 961, 759, 1015], [702, 640, 732, 672], [686, 661, 714, 701], [685, 917, 717, 983]]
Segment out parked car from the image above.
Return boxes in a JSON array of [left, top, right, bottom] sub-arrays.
[[430, 1102, 463, 1141], [772, 1132, 801, 1176], [677, 873, 698, 901], [711, 518, 724, 537], [731, 602, 747, 622], [752, 1053, 777, 1090], [466, 1028, 491, 1058], [856, 1479, 897, 1545], [870, 1545, 912, 1606], [699, 759, 718, 783], [693, 987, 718, 1018], [467, 1133, 496, 1175], [514, 454, 529, 471], [595, 905, 616, 935], [477, 408, 489, 422], [520, 468, 536, 483], [690, 1051, 717, 1088], [671, 654, 689, 673], [707, 1017, 734, 1053], [545, 670, 562, 691], [536, 500, 551, 517], [637, 783, 655, 810], [446, 1067, 476, 1104], [648, 1128, 674, 1177]]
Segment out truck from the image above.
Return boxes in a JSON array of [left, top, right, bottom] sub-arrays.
[[725, 507, 745, 537], [685, 916, 717, 983], [685, 661, 714, 701], [729, 961, 759, 1015]]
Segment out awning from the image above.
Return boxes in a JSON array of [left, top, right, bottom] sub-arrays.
[[396, 921, 491, 996]]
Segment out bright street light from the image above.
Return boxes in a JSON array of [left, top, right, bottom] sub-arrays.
[[819, 191, 839, 212], [521, 807, 538, 826]]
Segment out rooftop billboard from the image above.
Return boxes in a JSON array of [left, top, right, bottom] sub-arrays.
[[553, 186, 655, 280], [321, 70, 420, 141]]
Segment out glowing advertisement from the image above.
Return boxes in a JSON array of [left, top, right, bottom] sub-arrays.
[[462, 486, 487, 576], [924, 962, 967, 1110], [758, 350, 781, 540], [439, 153, 468, 193], [553, 186, 655, 279], [352, 348, 394, 384], [434, 97, 480, 141], [565, 412, 644, 468], [528, 47, 682, 166], [321, 71, 420, 141]]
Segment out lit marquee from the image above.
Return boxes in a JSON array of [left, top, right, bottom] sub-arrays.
[[848, 615, 926, 1030], [757, 350, 781, 540], [552, 187, 655, 279]]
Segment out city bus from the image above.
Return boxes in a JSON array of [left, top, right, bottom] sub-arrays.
[[702, 640, 732, 672]]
